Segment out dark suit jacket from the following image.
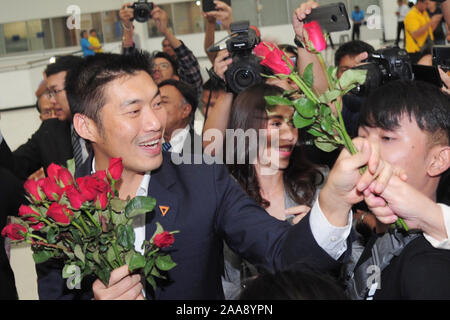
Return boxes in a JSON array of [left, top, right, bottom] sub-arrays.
[[0, 167, 26, 299], [0, 119, 73, 180], [37, 152, 350, 300]]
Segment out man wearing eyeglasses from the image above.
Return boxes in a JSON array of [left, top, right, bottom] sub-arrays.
[[151, 52, 179, 85], [0, 55, 86, 180]]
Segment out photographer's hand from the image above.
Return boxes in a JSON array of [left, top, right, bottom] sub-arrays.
[[213, 49, 232, 81], [438, 67, 450, 95], [119, 2, 134, 29], [152, 5, 182, 49]]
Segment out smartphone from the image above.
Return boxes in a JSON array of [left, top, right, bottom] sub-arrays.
[[202, 0, 231, 13], [412, 64, 443, 87], [304, 2, 351, 33], [432, 45, 450, 72]]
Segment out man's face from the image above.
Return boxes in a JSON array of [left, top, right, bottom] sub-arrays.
[[160, 84, 191, 141], [46, 71, 71, 121], [417, 1, 427, 12], [151, 57, 175, 84], [90, 71, 167, 174], [162, 39, 175, 58], [90, 31, 97, 38], [38, 94, 56, 121], [337, 54, 360, 78], [82, 32, 88, 39], [358, 115, 438, 195]]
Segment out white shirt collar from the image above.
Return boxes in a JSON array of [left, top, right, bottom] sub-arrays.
[[166, 124, 190, 153]]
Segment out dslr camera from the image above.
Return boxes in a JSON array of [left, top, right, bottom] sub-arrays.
[[352, 47, 413, 96], [224, 21, 262, 94], [129, 0, 154, 23]]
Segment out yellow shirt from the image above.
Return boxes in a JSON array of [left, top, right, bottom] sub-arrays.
[[88, 36, 103, 53], [404, 7, 434, 53]]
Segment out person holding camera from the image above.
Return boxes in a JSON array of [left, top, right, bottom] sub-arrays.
[[119, 3, 203, 99]]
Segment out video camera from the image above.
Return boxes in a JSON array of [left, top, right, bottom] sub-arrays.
[[208, 21, 262, 95], [129, 0, 154, 23], [351, 47, 414, 96]]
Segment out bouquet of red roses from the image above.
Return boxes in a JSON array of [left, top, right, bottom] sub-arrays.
[[1, 158, 178, 291]]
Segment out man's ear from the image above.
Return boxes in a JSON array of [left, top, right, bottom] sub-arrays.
[[73, 113, 100, 143], [428, 146, 450, 177], [181, 103, 192, 121]]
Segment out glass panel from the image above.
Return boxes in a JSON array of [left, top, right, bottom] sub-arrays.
[[148, 4, 173, 38], [0, 25, 6, 55], [102, 10, 122, 43], [260, 0, 289, 26], [51, 17, 78, 48], [27, 19, 53, 51], [80, 13, 103, 41], [4, 21, 28, 53], [173, 1, 203, 35], [231, 0, 259, 27]]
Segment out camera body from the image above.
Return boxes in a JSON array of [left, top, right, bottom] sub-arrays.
[[129, 0, 154, 23], [352, 47, 413, 96], [224, 21, 262, 94]]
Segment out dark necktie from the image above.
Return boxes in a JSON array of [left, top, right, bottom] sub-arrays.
[[162, 142, 172, 152], [71, 128, 84, 168]]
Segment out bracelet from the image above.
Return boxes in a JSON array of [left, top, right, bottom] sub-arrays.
[[294, 36, 304, 48], [359, 212, 368, 224], [121, 22, 132, 32]]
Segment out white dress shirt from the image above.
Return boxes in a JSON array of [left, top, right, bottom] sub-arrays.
[[164, 125, 190, 154], [424, 204, 450, 249]]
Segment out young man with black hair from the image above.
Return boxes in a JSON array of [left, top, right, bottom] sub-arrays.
[[35, 51, 396, 300], [151, 51, 179, 85], [344, 80, 450, 299], [0, 55, 87, 180]]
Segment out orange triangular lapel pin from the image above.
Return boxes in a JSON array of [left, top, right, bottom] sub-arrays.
[[159, 205, 169, 217]]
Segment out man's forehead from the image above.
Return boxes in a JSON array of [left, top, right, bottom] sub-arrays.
[[47, 71, 67, 86]]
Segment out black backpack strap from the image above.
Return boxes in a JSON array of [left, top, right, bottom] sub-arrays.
[[345, 228, 421, 300]]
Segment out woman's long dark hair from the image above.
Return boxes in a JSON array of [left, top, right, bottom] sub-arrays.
[[227, 83, 324, 208]]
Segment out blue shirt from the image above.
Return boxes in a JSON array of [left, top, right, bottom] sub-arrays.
[[80, 38, 95, 57], [352, 10, 365, 23]]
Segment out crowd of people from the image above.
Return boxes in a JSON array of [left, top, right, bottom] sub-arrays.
[[0, 0, 450, 301]]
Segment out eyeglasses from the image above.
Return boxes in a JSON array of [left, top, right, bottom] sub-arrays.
[[151, 62, 170, 72], [46, 88, 65, 99]]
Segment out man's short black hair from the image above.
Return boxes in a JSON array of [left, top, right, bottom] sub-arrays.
[[158, 79, 198, 110], [44, 55, 84, 77], [65, 51, 154, 128], [152, 51, 179, 75], [334, 40, 375, 67], [359, 80, 450, 146], [89, 29, 96, 34], [80, 30, 87, 38]]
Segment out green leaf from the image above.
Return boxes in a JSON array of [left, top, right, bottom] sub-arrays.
[[293, 97, 316, 118], [116, 224, 135, 250], [92, 250, 101, 265], [293, 111, 315, 129], [125, 196, 156, 219], [70, 229, 82, 244], [144, 260, 155, 276], [74, 244, 85, 264], [302, 63, 314, 88], [32, 250, 54, 264], [327, 66, 338, 82], [146, 274, 157, 292], [111, 211, 127, 226], [128, 252, 146, 272], [150, 266, 167, 280], [307, 127, 323, 137], [320, 118, 334, 135], [110, 198, 127, 212], [66, 158, 76, 177], [319, 104, 331, 117], [319, 90, 341, 104], [314, 136, 339, 152], [155, 254, 177, 271], [46, 228, 59, 244], [264, 95, 293, 106], [338, 68, 367, 90], [96, 267, 111, 286]]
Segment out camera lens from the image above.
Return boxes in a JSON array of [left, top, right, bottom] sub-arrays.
[[234, 69, 255, 87]]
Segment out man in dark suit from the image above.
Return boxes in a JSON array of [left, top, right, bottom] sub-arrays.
[[0, 167, 26, 299], [36, 52, 394, 300], [157, 79, 202, 155], [0, 55, 85, 180]]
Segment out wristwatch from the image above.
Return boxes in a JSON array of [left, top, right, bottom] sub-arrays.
[[294, 36, 304, 48]]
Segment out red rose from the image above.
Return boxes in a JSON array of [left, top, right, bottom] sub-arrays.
[[95, 191, 109, 210], [154, 231, 175, 248], [108, 158, 123, 181], [47, 163, 63, 182], [31, 223, 45, 231], [58, 167, 74, 187], [64, 184, 85, 210], [1, 223, 28, 241], [93, 170, 107, 181], [39, 177, 63, 201], [47, 203, 73, 225], [302, 21, 327, 53], [18, 205, 40, 218], [254, 42, 294, 75], [76, 177, 98, 201], [24, 179, 43, 202]]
